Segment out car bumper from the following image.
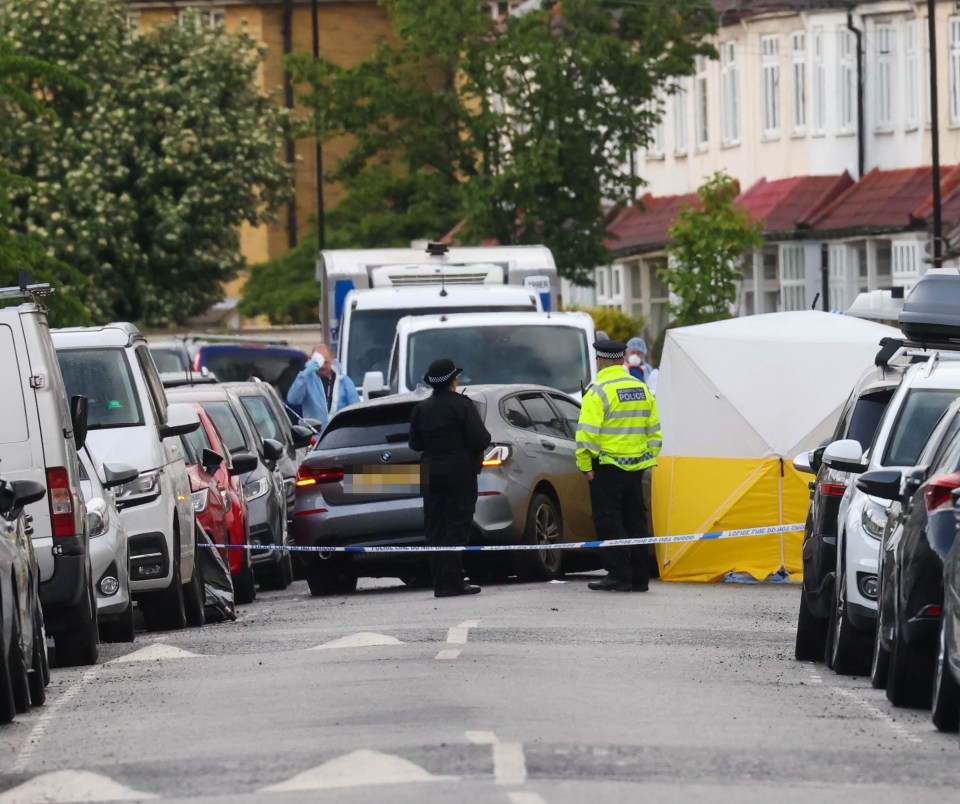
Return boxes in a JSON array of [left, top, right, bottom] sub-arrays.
[[119, 495, 174, 593], [90, 527, 130, 618], [845, 523, 881, 615]]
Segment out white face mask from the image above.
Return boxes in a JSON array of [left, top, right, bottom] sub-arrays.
[[626, 354, 642, 367]]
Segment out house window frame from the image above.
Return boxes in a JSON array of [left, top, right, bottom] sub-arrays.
[[779, 243, 807, 311], [694, 55, 709, 150], [950, 17, 960, 124], [673, 78, 689, 156], [761, 36, 781, 139], [905, 19, 919, 130], [721, 41, 741, 146], [811, 27, 826, 135], [839, 28, 857, 133], [875, 21, 895, 132], [792, 31, 806, 135]]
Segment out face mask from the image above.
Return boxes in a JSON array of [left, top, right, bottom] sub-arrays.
[[313, 352, 327, 368], [626, 354, 642, 367]]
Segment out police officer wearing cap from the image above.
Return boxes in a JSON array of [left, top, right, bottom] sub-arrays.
[[576, 339, 662, 591], [409, 358, 491, 597]]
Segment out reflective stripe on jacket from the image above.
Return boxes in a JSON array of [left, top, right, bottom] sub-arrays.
[[575, 364, 662, 472]]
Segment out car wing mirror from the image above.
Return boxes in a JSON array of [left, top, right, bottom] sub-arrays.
[[201, 448, 224, 476], [855, 469, 904, 500], [792, 450, 813, 474], [903, 466, 927, 497], [70, 395, 89, 451], [229, 451, 259, 476], [262, 438, 283, 462], [0, 479, 45, 516], [362, 370, 389, 400], [821, 439, 867, 474], [159, 402, 201, 439], [290, 425, 314, 449], [102, 463, 139, 489]]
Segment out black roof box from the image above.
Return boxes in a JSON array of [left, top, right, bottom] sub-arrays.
[[898, 271, 960, 347]]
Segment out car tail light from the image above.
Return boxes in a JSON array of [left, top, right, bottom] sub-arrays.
[[924, 471, 960, 513], [916, 604, 942, 618], [296, 464, 344, 486], [482, 445, 511, 467], [46, 466, 76, 537], [817, 467, 847, 498]]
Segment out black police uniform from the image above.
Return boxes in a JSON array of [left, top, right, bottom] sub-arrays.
[[408, 360, 491, 596]]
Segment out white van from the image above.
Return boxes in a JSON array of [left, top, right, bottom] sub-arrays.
[[339, 285, 542, 396], [52, 324, 203, 632], [385, 311, 597, 400], [0, 292, 96, 666]]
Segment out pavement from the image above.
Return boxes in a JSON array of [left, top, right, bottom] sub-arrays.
[[1, 573, 959, 803]]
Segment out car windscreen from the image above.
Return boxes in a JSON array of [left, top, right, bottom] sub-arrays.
[[200, 349, 306, 399], [57, 348, 144, 429], [239, 395, 285, 443], [347, 305, 536, 386], [318, 403, 419, 450], [150, 347, 188, 373], [882, 388, 960, 467], [406, 325, 590, 395], [845, 389, 895, 450], [201, 400, 249, 453]]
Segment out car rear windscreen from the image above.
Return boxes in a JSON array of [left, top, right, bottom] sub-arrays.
[[347, 305, 535, 385], [406, 325, 590, 395], [318, 404, 418, 450], [200, 348, 306, 399], [57, 348, 144, 429], [883, 388, 960, 467]]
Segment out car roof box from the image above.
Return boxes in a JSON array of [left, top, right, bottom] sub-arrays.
[[898, 271, 960, 347]]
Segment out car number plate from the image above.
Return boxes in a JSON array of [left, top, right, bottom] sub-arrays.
[[344, 465, 422, 494]]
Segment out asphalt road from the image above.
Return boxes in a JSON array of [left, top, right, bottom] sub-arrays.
[[1, 573, 959, 803]]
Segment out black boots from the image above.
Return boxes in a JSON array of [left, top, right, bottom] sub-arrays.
[[435, 583, 481, 598]]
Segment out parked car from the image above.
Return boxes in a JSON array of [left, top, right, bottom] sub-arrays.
[[148, 338, 193, 374], [292, 384, 599, 595], [856, 398, 960, 710], [179, 408, 259, 604], [192, 343, 307, 414], [939, 489, 960, 732], [792, 364, 901, 661], [53, 323, 204, 632], [0, 292, 96, 667], [0, 477, 50, 723], [77, 449, 138, 643], [166, 385, 289, 591], [820, 356, 960, 675]]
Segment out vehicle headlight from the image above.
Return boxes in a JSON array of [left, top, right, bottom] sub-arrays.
[[244, 477, 270, 501], [861, 499, 888, 540], [86, 498, 108, 538], [115, 470, 160, 506], [191, 488, 209, 513]]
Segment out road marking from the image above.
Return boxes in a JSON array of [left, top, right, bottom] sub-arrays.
[[10, 667, 99, 774], [436, 619, 480, 659], [106, 644, 200, 664], [466, 730, 528, 786], [0, 769, 158, 802], [435, 649, 461, 661], [309, 632, 404, 651], [508, 794, 547, 804], [261, 749, 456, 791]]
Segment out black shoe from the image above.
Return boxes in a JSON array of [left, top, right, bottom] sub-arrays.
[[587, 577, 633, 592], [632, 582, 649, 592], [435, 583, 481, 598]]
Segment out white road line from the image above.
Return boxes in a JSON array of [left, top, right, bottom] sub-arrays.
[[436, 619, 481, 659], [508, 794, 547, 804], [465, 730, 529, 786], [10, 667, 99, 774]]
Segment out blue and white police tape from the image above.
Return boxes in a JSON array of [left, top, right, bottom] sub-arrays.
[[197, 523, 804, 554]]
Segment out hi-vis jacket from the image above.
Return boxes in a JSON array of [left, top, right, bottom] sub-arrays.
[[575, 365, 662, 472]]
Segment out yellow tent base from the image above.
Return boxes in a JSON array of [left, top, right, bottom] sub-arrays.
[[652, 456, 807, 583]]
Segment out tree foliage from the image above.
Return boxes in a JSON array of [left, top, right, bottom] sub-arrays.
[[290, 0, 717, 289], [239, 228, 321, 325], [0, 0, 293, 327], [660, 172, 763, 327]]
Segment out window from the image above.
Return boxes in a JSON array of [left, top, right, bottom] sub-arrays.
[[906, 20, 919, 129], [779, 244, 806, 311], [828, 244, 850, 310], [792, 32, 806, 134], [135, 345, 168, 425], [57, 349, 144, 430], [517, 393, 569, 439], [185, 421, 214, 465], [201, 401, 249, 453], [721, 42, 741, 144], [839, 28, 856, 133], [875, 22, 894, 130], [951, 17, 960, 124], [547, 394, 581, 438], [892, 241, 921, 292], [884, 390, 960, 467], [126, 11, 142, 41], [596, 267, 607, 299], [178, 8, 226, 31], [694, 55, 709, 148], [761, 36, 780, 138], [612, 266, 622, 298], [648, 100, 665, 158], [501, 396, 534, 430], [811, 28, 826, 134], [673, 79, 689, 155], [240, 395, 285, 444]]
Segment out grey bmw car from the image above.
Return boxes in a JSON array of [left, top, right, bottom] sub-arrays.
[[291, 384, 598, 595]]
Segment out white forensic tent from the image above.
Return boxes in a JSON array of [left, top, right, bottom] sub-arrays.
[[652, 311, 900, 582]]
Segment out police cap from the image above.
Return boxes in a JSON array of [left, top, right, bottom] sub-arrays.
[[594, 339, 626, 360], [423, 357, 463, 387]]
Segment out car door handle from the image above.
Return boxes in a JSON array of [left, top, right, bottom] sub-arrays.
[[539, 440, 556, 450]]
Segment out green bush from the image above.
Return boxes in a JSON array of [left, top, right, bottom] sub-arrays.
[[563, 305, 645, 345]]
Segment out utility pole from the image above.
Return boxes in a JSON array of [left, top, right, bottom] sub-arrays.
[[928, 0, 943, 267], [311, 0, 326, 251]]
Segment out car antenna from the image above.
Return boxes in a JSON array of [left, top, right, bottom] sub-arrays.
[[427, 241, 449, 297], [810, 292, 820, 310]]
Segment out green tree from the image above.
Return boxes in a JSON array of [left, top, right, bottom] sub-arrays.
[[0, 0, 293, 327], [659, 171, 763, 327], [291, 0, 716, 287]]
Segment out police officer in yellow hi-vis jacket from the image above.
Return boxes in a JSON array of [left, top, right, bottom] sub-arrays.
[[576, 339, 662, 592]]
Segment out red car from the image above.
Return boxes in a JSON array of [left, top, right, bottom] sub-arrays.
[[181, 404, 259, 604]]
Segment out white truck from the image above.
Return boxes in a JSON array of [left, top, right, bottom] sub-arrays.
[[317, 244, 559, 392]]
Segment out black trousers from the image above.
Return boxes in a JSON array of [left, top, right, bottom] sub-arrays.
[[423, 480, 476, 593], [588, 464, 650, 586]]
